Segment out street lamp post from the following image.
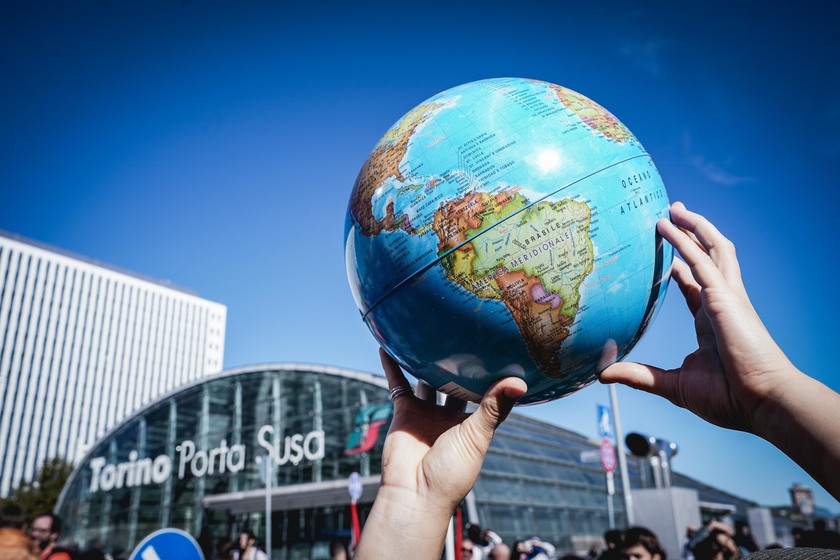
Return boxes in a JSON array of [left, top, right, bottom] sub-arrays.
[[609, 384, 634, 526]]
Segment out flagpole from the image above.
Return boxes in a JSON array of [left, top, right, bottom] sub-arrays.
[[610, 384, 634, 526]]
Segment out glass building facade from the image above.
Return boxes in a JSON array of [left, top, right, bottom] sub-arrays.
[[57, 363, 390, 557], [57, 362, 786, 558], [475, 414, 627, 551]]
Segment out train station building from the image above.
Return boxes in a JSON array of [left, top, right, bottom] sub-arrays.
[[56, 362, 801, 558]]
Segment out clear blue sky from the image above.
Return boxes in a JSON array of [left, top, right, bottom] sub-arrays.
[[2, 1, 838, 513]]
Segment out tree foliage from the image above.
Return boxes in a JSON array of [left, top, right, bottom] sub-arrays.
[[5, 457, 74, 522]]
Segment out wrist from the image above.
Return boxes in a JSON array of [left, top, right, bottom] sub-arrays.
[[751, 367, 840, 498], [356, 486, 455, 559], [751, 366, 812, 441]]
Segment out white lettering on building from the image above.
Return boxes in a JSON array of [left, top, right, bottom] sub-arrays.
[[257, 426, 325, 466], [88, 425, 326, 493], [176, 439, 246, 479]]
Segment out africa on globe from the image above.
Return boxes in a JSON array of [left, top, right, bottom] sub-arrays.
[[344, 77, 672, 404]]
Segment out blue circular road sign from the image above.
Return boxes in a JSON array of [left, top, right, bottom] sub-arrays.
[[129, 528, 204, 560]]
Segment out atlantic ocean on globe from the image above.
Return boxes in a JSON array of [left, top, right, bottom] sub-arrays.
[[345, 77, 672, 405]]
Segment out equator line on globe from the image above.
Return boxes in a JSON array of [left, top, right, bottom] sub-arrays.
[[345, 77, 672, 404]]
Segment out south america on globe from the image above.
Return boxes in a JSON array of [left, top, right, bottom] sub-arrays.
[[344, 77, 672, 404]]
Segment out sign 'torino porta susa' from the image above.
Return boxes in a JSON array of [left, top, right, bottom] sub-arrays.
[[88, 426, 326, 493]]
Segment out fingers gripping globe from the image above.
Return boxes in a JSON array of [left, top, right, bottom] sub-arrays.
[[345, 77, 672, 404]]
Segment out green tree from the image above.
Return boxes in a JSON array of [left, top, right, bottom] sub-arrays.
[[5, 457, 74, 522]]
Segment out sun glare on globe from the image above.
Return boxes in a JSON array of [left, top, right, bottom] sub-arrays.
[[345, 77, 672, 404], [536, 149, 562, 173]]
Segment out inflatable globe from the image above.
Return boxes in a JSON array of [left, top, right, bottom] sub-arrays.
[[345, 77, 672, 404]]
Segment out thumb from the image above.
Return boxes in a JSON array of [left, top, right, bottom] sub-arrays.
[[600, 362, 680, 404], [469, 377, 528, 437]]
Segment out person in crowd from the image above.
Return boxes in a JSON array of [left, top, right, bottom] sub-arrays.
[[329, 539, 349, 560], [482, 528, 503, 558], [213, 539, 233, 560], [681, 526, 697, 560], [801, 520, 840, 550], [512, 537, 555, 560], [28, 514, 71, 560], [465, 524, 487, 559], [600, 530, 623, 560], [231, 531, 267, 560], [487, 544, 511, 560], [621, 527, 666, 560], [0, 527, 37, 560], [462, 538, 477, 560], [466, 524, 503, 559], [733, 522, 758, 555], [791, 527, 805, 548], [0, 501, 36, 560], [690, 525, 740, 560], [353, 202, 840, 559], [0, 504, 26, 532]]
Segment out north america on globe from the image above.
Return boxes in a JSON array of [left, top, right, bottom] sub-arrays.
[[345, 77, 672, 404]]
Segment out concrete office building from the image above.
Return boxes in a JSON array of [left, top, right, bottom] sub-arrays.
[[56, 363, 796, 559], [0, 232, 226, 496]]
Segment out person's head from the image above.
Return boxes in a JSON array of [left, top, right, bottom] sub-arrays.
[[329, 539, 349, 560], [29, 512, 61, 551], [691, 529, 739, 560], [466, 523, 482, 542], [0, 527, 38, 560], [605, 529, 623, 550], [238, 531, 256, 551], [0, 502, 26, 530], [513, 540, 531, 554], [622, 527, 665, 560], [488, 544, 511, 560], [813, 519, 827, 531], [462, 538, 475, 558]]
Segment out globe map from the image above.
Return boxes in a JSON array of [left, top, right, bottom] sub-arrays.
[[345, 78, 672, 404]]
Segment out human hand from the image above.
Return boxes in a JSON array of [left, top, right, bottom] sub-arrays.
[[378, 348, 526, 513], [600, 202, 794, 433], [705, 520, 734, 536], [354, 349, 526, 559]]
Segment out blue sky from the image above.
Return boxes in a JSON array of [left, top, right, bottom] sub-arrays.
[[2, 1, 839, 513]]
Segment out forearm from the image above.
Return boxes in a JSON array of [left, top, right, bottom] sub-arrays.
[[355, 486, 454, 559], [753, 367, 840, 500]]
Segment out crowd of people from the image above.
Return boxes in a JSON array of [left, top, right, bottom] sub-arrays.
[[458, 518, 840, 560], [0, 507, 284, 560], [460, 524, 557, 560], [0, 504, 88, 560], [209, 531, 347, 560]]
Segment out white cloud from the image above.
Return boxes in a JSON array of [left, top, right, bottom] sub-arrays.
[[682, 132, 753, 186], [688, 153, 753, 186]]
